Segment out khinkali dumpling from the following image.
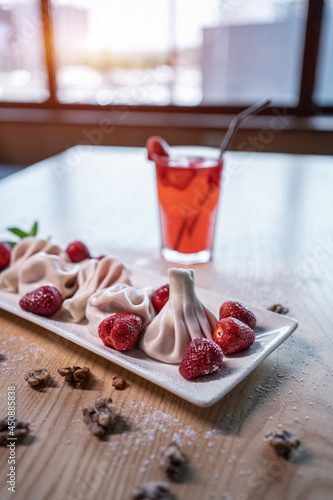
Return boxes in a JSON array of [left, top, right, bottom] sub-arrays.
[[86, 283, 155, 336], [18, 252, 79, 298], [139, 268, 217, 364], [0, 237, 65, 292], [62, 256, 132, 322]]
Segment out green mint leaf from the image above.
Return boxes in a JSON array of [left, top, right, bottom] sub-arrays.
[[29, 221, 38, 237], [7, 227, 29, 238]]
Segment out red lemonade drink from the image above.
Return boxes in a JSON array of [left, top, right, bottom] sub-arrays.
[[154, 153, 223, 264]]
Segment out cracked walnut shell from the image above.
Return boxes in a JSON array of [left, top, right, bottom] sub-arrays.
[[266, 429, 300, 459], [82, 396, 118, 438], [0, 418, 30, 446], [24, 368, 50, 387], [112, 376, 126, 390], [131, 481, 173, 500], [161, 442, 189, 482], [58, 366, 90, 383], [267, 304, 289, 315]]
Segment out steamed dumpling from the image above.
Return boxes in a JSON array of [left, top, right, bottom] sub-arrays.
[[0, 237, 65, 293], [139, 268, 217, 364], [62, 256, 132, 322], [86, 283, 155, 336], [18, 252, 79, 298]]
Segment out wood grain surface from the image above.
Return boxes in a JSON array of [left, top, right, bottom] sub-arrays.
[[1, 146, 333, 500]]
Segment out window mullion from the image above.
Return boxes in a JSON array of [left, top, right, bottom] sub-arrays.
[[41, 0, 57, 105], [298, 0, 324, 115]]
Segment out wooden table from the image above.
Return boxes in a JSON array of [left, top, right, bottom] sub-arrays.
[[1, 146, 333, 500]]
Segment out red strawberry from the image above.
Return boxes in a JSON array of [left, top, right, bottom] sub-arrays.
[[0, 242, 11, 271], [152, 284, 170, 313], [98, 312, 142, 351], [146, 136, 170, 161], [213, 318, 255, 355], [19, 285, 63, 317], [219, 301, 256, 329], [179, 338, 224, 380], [164, 167, 196, 191], [66, 240, 91, 263]]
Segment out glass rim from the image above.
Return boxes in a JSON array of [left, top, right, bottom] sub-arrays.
[[152, 153, 223, 168]]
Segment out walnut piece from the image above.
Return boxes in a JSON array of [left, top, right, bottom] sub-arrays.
[[267, 304, 289, 315], [266, 429, 300, 459], [82, 396, 117, 438], [24, 368, 50, 387], [58, 366, 90, 384], [131, 481, 174, 500], [161, 443, 188, 482], [0, 418, 30, 446], [94, 396, 114, 411], [112, 376, 126, 390]]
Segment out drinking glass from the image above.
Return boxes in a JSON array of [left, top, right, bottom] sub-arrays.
[[154, 148, 223, 264]]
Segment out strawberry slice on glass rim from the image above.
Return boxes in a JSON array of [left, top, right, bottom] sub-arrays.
[[146, 136, 170, 161]]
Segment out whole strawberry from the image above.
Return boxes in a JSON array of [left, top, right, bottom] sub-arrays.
[[152, 284, 170, 313], [66, 240, 91, 263], [0, 242, 11, 271], [219, 301, 256, 329], [98, 312, 143, 351], [179, 338, 224, 380], [19, 286, 63, 317], [213, 317, 255, 355], [146, 136, 170, 161]]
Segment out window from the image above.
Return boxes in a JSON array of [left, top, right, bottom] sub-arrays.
[[314, 0, 333, 106], [0, 0, 49, 102], [51, 0, 219, 106], [0, 0, 332, 114], [201, 0, 308, 106]]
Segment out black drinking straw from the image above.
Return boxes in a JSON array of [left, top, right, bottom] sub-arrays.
[[173, 99, 272, 252], [219, 98, 271, 158]]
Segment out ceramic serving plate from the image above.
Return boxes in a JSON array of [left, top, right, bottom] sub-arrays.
[[0, 266, 298, 407]]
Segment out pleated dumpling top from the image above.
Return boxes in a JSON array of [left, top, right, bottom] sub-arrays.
[[139, 268, 217, 364], [18, 252, 79, 299], [0, 237, 65, 293], [86, 283, 155, 336], [62, 256, 131, 323]]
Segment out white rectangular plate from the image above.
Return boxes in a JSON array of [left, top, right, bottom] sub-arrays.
[[0, 266, 298, 407]]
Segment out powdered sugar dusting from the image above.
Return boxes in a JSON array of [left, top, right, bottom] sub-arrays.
[[1, 332, 47, 375]]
